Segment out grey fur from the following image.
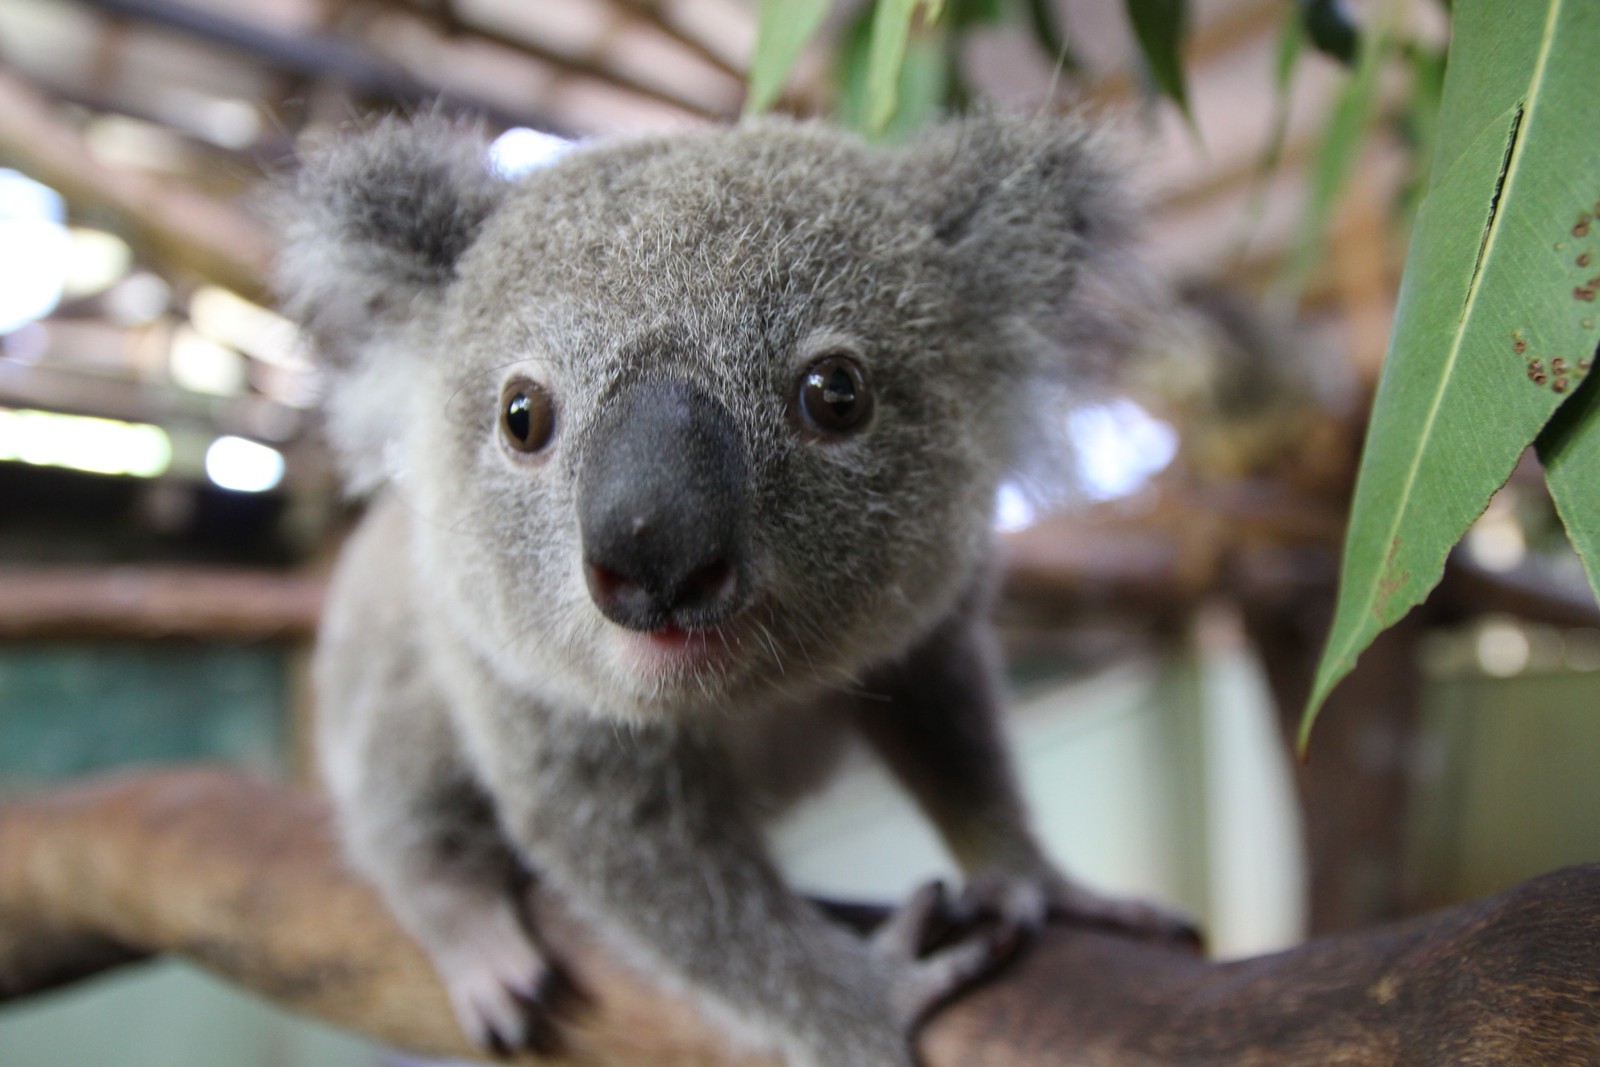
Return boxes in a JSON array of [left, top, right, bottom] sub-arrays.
[[286, 113, 1179, 1067]]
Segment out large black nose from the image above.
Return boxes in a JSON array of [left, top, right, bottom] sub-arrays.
[[578, 378, 748, 632]]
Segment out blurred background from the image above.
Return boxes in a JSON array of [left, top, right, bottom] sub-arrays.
[[1, 0, 1597, 1063]]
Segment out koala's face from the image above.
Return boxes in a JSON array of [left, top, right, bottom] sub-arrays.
[[281, 117, 1126, 718]]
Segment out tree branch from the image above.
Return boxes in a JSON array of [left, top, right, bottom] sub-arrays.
[[2, 769, 1598, 1065]]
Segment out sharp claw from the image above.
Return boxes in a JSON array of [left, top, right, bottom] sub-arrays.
[[484, 1027, 514, 1060]]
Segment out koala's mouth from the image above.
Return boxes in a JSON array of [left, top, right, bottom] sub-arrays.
[[618, 618, 744, 678]]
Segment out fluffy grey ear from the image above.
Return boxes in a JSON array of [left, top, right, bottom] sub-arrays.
[[275, 115, 505, 366], [907, 113, 1140, 346]]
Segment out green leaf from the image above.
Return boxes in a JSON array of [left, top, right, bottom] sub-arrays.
[[1234, 6, 1305, 259], [1280, 6, 1390, 294], [865, 0, 946, 134], [1302, 0, 1600, 749], [1394, 41, 1449, 227], [744, 0, 833, 117], [1124, 0, 1191, 120], [948, 0, 1005, 29], [838, 4, 949, 140], [1300, 0, 1360, 66], [1017, 0, 1081, 73], [1539, 367, 1600, 601], [1275, 4, 1307, 91]]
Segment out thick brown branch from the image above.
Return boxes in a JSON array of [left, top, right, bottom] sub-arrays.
[[2, 769, 1598, 1066]]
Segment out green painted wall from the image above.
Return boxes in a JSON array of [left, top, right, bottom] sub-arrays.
[[0, 640, 384, 1067]]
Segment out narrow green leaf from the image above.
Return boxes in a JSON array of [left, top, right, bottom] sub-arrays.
[[1539, 365, 1600, 601], [1123, 0, 1191, 120], [1280, 6, 1390, 294], [1302, 0, 1600, 748], [948, 0, 1005, 29], [744, 0, 833, 117], [838, 4, 948, 141], [1394, 41, 1449, 227], [1233, 7, 1305, 260], [1017, 0, 1081, 73], [1275, 4, 1307, 91], [866, 0, 945, 134], [1300, 0, 1360, 66]]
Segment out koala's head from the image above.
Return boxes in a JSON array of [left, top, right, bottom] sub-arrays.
[[280, 113, 1132, 717]]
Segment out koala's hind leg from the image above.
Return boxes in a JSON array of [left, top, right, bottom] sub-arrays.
[[319, 678, 557, 1054], [851, 602, 1200, 948]]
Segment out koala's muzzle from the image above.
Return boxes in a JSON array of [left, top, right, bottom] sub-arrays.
[[579, 379, 749, 633]]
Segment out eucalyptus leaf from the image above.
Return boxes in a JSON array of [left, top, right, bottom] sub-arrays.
[[1281, 7, 1388, 294], [1539, 369, 1600, 602], [1394, 41, 1448, 227], [949, 0, 1004, 29], [1300, 0, 1360, 66], [839, 4, 949, 141], [866, 0, 946, 134], [1123, 0, 1191, 120], [1018, 0, 1080, 72], [1235, 6, 1305, 257], [744, 0, 833, 116], [1275, 4, 1306, 91], [1302, 0, 1600, 747]]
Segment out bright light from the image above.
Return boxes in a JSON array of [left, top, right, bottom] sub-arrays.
[[1477, 619, 1531, 677], [104, 272, 171, 324], [994, 483, 1037, 532], [205, 435, 284, 493], [1466, 504, 1526, 572], [490, 127, 573, 177], [170, 325, 247, 396], [0, 407, 171, 478], [155, 89, 261, 149], [188, 285, 304, 367], [62, 228, 132, 299], [0, 169, 70, 333], [1067, 398, 1178, 501]]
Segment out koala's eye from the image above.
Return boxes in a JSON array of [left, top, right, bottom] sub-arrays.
[[500, 379, 555, 454], [797, 355, 872, 437]]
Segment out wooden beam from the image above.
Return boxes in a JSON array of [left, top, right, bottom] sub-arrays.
[[73, 0, 553, 132], [0, 567, 324, 641], [0, 67, 273, 302]]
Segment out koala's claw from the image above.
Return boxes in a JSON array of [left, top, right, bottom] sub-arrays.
[[873, 880, 1020, 1028], [963, 870, 1202, 949], [432, 908, 563, 1055], [447, 959, 560, 1057]]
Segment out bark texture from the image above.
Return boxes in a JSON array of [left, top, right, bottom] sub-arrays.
[[2, 769, 1598, 1066]]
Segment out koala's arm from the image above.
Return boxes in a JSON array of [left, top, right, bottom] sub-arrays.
[[316, 498, 552, 1050], [851, 587, 1053, 878], [448, 675, 995, 1067], [851, 588, 1189, 939]]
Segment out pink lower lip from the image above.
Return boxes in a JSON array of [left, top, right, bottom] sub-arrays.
[[626, 622, 734, 672], [648, 624, 694, 647]]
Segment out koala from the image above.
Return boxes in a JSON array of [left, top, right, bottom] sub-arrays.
[[280, 112, 1185, 1067]]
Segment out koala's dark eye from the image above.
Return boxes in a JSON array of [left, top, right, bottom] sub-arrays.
[[797, 355, 872, 437], [500, 379, 555, 454]]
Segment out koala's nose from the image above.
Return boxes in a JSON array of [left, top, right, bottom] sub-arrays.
[[578, 378, 748, 632]]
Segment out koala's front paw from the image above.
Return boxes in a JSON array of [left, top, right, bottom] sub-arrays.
[[871, 880, 1018, 1030], [428, 899, 564, 1055], [962, 868, 1202, 948]]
